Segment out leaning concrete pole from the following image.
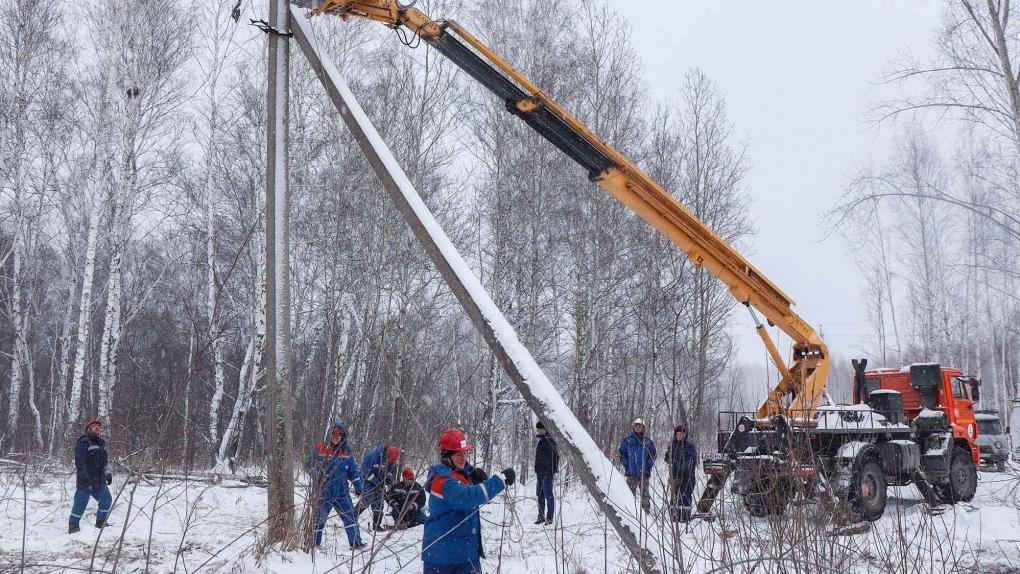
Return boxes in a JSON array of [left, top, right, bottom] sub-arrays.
[[289, 8, 662, 573], [265, 0, 296, 545]]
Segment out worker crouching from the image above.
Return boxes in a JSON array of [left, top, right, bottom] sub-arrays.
[[386, 467, 427, 529]]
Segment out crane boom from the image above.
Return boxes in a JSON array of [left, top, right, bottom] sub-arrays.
[[299, 0, 829, 418]]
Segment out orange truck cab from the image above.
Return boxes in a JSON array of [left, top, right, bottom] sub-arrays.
[[860, 364, 982, 465]]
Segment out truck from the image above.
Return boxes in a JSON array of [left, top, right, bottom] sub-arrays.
[[975, 410, 1009, 471], [295, 0, 982, 523], [702, 361, 981, 521]]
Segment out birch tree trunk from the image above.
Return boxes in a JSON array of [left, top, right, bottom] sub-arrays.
[[68, 195, 103, 427]]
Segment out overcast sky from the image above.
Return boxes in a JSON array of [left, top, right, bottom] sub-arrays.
[[606, 0, 945, 372]]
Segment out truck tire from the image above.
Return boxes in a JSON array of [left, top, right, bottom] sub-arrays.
[[937, 446, 977, 503], [849, 460, 887, 522], [742, 477, 788, 517]]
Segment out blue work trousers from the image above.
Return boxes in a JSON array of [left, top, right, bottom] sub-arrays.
[[535, 473, 555, 521], [356, 485, 385, 526], [315, 496, 362, 547], [69, 486, 112, 526], [423, 559, 482, 574]]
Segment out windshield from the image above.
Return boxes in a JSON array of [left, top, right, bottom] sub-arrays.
[[978, 420, 1003, 435]]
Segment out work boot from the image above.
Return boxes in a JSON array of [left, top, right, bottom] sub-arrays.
[[351, 541, 368, 550], [95, 518, 108, 529], [68, 524, 80, 534], [545, 518, 554, 526], [534, 517, 545, 525]]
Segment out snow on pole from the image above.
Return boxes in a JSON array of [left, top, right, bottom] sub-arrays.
[[288, 7, 663, 572]]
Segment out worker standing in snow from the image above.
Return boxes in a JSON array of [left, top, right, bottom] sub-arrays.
[[386, 467, 427, 529], [305, 421, 366, 549], [68, 419, 113, 534], [664, 424, 698, 522], [619, 418, 656, 512], [533, 421, 559, 525], [422, 428, 515, 574], [357, 442, 401, 530]]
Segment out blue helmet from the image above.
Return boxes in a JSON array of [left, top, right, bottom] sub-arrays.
[[331, 420, 347, 434]]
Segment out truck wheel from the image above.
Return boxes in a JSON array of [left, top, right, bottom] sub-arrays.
[[938, 446, 977, 503], [742, 477, 788, 517], [849, 460, 887, 522], [743, 491, 768, 517]]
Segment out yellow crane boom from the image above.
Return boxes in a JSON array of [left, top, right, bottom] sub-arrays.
[[300, 0, 829, 418]]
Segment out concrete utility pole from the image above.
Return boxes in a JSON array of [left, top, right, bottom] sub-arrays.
[[264, 0, 295, 545], [289, 9, 662, 572]]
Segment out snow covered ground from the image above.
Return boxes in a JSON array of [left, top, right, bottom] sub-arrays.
[[3, 463, 1020, 573]]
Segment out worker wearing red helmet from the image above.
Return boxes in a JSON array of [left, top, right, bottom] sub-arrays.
[[422, 428, 516, 573], [356, 442, 402, 530], [305, 421, 365, 549], [385, 467, 427, 529]]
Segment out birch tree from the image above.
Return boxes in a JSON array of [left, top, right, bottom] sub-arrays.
[[87, 0, 189, 421], [0, 0, 69, 447]]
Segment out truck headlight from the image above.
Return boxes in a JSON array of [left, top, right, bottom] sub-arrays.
[[995, 441, 1003, 448]]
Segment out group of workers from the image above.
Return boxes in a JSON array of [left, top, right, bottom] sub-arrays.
[[66, 416, 698, 573], [620, 418, 699, 523]]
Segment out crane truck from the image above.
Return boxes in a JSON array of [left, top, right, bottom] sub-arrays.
[[296, 0, 982, 522]]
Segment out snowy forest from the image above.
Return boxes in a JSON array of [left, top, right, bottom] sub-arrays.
[[3, 0, 1020, 572], [0, 0, 753, 469]]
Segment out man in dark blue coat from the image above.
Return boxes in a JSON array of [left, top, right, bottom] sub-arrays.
[[386, 467, 427, 529], [664, 424, 698, 522], [533, 421, 559, 525], [305, 421, 366, 548], [618, 418, 656, 512], [69, 419, 113, 533], [357, 442, 401, 530], [422, 428, 515, 574]]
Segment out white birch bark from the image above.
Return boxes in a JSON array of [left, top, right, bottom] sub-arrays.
[[214, 257, 267, 474], [51, 248, 78, 452], [97, 232, 123, 421], [68, 196, 102, 426], [206, 129, 226, 451], [5, 230, 25, 441]]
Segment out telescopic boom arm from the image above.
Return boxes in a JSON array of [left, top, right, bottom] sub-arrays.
[[298, 0, 829, 418]]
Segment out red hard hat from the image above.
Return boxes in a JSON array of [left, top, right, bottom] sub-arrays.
[[402, 467, 414, 480], [438, 428, 472, 452], [84, 419, 102, 432], [386, 445, 401, 463]]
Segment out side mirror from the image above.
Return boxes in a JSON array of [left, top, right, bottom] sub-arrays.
[[970, 378, 981, 402]]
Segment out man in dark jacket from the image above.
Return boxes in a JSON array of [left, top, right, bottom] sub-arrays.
[[618, 418, 656, 512], [533, 421, 559, 525], [664, 424, 698, 522], [386, 467, 427, 529], [68, 419, 113, 533]]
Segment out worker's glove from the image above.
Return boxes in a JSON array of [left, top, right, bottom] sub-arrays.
[[105, 474, 112, 486], [470, 468, 488, 484], [501, 468, 516, 486]]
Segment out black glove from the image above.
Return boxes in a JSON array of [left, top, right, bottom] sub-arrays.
[[105, 474, 112, 486], [470, 468, 489, 484], [501, 468, 516, 486]]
